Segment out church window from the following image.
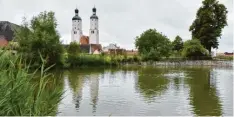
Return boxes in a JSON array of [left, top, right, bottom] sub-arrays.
[[74, 31, 77, 34], [91, 31, 94, 34]]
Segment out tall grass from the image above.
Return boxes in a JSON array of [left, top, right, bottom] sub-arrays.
[[0, 50, 63, 116]]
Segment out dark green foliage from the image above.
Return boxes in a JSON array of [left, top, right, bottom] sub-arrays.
[[135, 29, 172, 61], [66, 54, 117, 68], [189, 0, 228, 53], [172, 35, 183, 51], [182, 39, 209, 59], [15, 11, 64, 67], [67, 42, 80, 55]]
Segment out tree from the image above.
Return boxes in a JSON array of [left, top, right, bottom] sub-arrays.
[[67, 42, 80, 55], [172, 35, 183, 51], [135, 29, 172, 60], [189, 0, 228, 53], [15, 11, 64, 67], [182, 39, 208, 59]]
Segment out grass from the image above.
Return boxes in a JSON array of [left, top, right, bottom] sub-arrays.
[[0, 50, 64, 116], [214, 55, 233, 61]]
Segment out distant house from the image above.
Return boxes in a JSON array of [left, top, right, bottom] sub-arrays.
[[0, 21, 20, 47], [224, 52, 233, 56], [103, 43, 120, 52]]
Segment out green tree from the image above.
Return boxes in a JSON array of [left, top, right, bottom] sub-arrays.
[[172, 35, 183, 51], [189, 0, 228, 53], [67, 42, 80, 55], [15, 11, 64, 67], [135, 29, 172, 60], [182, 39, 208, 59]]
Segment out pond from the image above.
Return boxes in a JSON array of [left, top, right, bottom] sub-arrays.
[[54, 66, 233, 116]]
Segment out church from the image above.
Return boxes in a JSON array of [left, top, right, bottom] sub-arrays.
[[71, 7, 102, 54]]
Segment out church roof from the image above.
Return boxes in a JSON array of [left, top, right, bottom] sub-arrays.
[[72, 15, 82, 20], [90, 15, 98, 19]]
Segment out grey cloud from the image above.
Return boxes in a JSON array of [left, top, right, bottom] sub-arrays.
[[0, 0, 233, 51]]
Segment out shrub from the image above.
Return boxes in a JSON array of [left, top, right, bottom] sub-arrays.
[[182, 39, 209, 60]]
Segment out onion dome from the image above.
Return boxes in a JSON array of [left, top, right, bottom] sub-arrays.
[[72, 8, 82, 20], [90, 7, 98, 19]]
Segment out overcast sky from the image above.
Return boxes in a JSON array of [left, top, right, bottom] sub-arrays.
[[1, 0, 233, 52]]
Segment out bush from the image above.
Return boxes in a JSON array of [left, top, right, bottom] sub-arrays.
[[66, 54, 118, 68], [182, 39, 209, 60]]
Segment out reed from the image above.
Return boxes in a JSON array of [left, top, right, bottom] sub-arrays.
[[0, 50, 63, 116]]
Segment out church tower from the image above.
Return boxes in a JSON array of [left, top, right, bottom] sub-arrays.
[[71, 8, 82, 43], [89, 7, 99, 44]]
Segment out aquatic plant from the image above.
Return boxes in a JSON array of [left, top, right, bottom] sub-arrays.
[[0, 50, 63, 116]]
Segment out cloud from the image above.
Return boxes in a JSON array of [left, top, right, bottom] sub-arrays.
[[0, 0, 233, 52]]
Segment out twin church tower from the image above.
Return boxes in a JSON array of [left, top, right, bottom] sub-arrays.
[[71, 7, 99, 44]]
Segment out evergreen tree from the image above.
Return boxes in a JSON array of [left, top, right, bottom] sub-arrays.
[[172, 35, 183, 51]]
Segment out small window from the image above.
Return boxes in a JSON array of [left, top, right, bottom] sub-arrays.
[[91, 31, 94, 34], [74, 31, 77, 34]]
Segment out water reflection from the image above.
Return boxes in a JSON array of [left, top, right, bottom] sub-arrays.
[[55, 67, 232, 116], [88, 74, 99, 113], [135, 67, 170, 101], [184, 67, 223, 116]]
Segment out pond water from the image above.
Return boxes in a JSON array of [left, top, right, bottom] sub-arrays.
[[55, 66, 233, 116]]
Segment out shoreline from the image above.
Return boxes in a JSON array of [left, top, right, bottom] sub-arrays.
[[124, 60, 233, 67]]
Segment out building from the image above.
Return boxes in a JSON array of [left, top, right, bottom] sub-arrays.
[[103, 43, 120, 52], [71, 7, 101, 54]]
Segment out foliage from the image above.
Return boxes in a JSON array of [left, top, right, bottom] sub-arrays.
[[189, 0, 228, 53], [182, 39, 209, 59], [66, 54, 115, 68], [0, 51, 63, 116], [172, 35, 183, 51], [65, 54, 141, 68], [67, 42, 80, 55], [135, 29, 172, 61], [15, 11, 64, 67]]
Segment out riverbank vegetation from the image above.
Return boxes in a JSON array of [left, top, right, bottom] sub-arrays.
[[0, 51, 63, 116]]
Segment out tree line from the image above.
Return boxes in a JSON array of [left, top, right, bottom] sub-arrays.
[[135, 0, 228, 60]]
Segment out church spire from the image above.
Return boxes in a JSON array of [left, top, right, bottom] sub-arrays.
[[90, 6, 98, 19], [72, 8, 82, 20]]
